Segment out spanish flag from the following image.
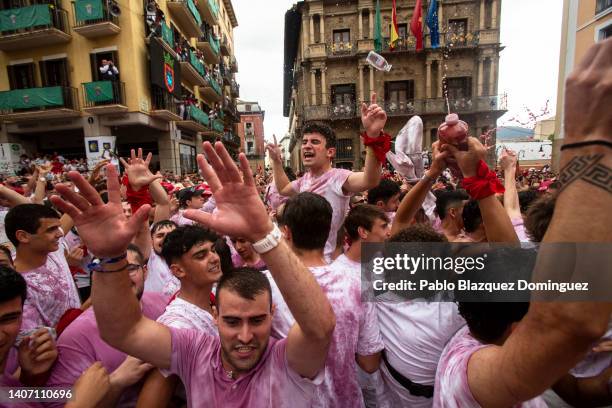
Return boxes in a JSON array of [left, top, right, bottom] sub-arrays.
[[389, 0, 400, 50], [410, 0, 424, 52]]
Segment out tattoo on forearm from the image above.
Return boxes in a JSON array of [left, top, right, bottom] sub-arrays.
[[558, 154, 612, 193]]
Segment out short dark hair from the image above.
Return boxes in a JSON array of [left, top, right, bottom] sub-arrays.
[[0, 266, 27, 304], [524, 193, 557, 243], [127, 244, 145, 266], [161, 225, 219, 266], [302, 121, 336, 149], [344, 204, 389, 241], [458, 302, 529, 344], [462, 199, 482, 233], [518, 190, 538, 214], [390, 224, 447, 243], [0, 245, 12, 261], [5, 204, 60, 247], [281, 192, 332, 250], [216, 267, 272, 311], [151, 220, 178, 236], [367, 179, 401, 206], [435, 190, 469, 220]]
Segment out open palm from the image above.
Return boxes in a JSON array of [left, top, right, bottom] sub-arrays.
[[120, 148, 161, 190], [184, 142, 272, 242]]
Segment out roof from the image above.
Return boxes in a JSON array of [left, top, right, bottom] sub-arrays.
[[223, 0, 238, 28], [283, 3, 303, 117]]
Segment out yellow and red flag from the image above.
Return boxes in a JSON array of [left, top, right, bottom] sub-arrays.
[[389, 0, 400, 50]]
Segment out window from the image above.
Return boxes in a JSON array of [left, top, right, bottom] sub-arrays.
[[446, 77, 472, 100], [448, 18, 468, 45], [336, 138, 353, 160], [330, 84, 355, 116], [40, 58, 70, 87], [484, 0, 493, 28], [333, 29, 350, 45], [90, 51, 119, 81], [245, 122, 254, 136], [179, 144, 196, 174], [7, 63, 36, 89], [596, 0, 611, 14], [384, 80, 415, 113], [398, 23, 408, 38], [246, 140, 254, 154], [598, 22, 612, 41], [245, 104, 251, 112]]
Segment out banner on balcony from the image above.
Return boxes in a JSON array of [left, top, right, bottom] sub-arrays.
[[0, 5, 51, 32], [161, 22, 174, 46], [187, 0, 202, 26], [150, 38, 182, 97], [84, 136, 119, 169], [0, 143, 25, 176], [0, 87, 63, 110], [75, 0, 104, 22], [188, 106, 209, 126], [84, 81, 113, 102]]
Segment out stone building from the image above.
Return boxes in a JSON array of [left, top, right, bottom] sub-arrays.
[[284, 0, 506, 171], [236, 100, 265, 170]]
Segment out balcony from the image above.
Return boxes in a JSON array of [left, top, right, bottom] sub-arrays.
[[230, 56, 238, 73], [82, 81, 127, 114], [197, 0, 219, 26], [200, 77, 222, 102], [196, 33, 220, 64], [423, 95, 508, 115], [167, 0, 203, 39], [180, 51, 207, 86], [445, 31, 479, 49], [202, 118, 224, 136], [478, 29, 499, 45], [328, 42, 356, 58], [219, 35, 230, 56], [357, 38, 374, 53], [177, 105, 209, 132], [306, 43, 326, 59], [0, 6, 70, 51], [223, 97, 238, 119], [381, 37, 416, 53], [303, 105, 328, 121], [150, 86, 181, 121], [302, 104, 358, 121], [0, 86, 79, 121], [222, 131, 240, 147], [384, 100, 424, 117], [220, 64, 232, 85], [329, 103, 357, 120], [230, 81, 239, 97], [72, 0, 120, 38]]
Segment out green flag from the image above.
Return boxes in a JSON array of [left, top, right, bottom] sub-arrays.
[[0, 5, 52, 32], [84, 81, 114, 103], [374, 0, 383, 53], [75, 0, 103, 22], [0, 87, 63, 110]]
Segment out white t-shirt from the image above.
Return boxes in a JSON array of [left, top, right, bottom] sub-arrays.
[[145, 251, 180, 296], [376, 292, 465, 408], [290, 168, 352, 259]]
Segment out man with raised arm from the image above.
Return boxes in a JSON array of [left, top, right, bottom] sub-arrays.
[[50, 141, 336, 407], [266, 93, 388, 259], [431, 38, 612, 406]]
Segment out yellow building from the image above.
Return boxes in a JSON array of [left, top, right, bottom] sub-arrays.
[[552, 0, 611, 169], [0, 0, 241, 174], [284, 0, 507, 171]]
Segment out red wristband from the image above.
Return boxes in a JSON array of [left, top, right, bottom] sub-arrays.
[[462, 160, 505, 200], [361, 131, 392, 164]]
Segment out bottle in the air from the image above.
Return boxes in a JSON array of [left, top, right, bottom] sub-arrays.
[[366, 51, 392, 72]]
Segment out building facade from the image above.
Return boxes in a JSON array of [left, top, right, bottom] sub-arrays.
[[0, 0, 241, 174], [284, 0, 506, 171], [553, 0, 611, 170], [236, 100, 265, 170]]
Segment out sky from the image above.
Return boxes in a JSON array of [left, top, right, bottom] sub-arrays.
[[231, 0, 564, 142]]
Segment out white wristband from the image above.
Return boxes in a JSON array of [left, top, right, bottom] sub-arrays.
[[252, 224, 282, 254]]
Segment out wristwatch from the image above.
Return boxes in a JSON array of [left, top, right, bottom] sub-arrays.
[[252, 224, 282, 254]]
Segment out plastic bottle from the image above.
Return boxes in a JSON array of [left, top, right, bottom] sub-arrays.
[[366, 51, 392, 72]]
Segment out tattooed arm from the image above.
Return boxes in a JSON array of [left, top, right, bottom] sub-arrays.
[[462, 38, 612, 407]]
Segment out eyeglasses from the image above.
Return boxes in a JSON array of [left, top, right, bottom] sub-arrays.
[[126, 264, 143, 275]]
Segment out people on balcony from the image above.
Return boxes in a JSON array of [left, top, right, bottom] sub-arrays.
[[99, 60, 119, 81]]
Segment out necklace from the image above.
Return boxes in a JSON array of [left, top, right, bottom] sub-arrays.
[[224, 368, 234, 379]]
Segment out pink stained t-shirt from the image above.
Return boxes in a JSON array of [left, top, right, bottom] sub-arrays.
[[45, 292, 168, 408], [145, 250, 180, 296], [165, 328, 324, 407], [266, 264, 385, 408], [433, 326, 547, 408], [19, 245, 81, 336], [290, 168, 352, 259], [157, 296, 217, 334]]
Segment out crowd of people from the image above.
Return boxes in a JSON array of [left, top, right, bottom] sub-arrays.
[[0, 39, 610, 407]]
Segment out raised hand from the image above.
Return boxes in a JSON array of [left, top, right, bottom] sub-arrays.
[[88, 159, 110, 185], [18, 328, 58, 378], [120, 148, 162, 191], [428, 141, 449, 178], [499, 148, 517, 172], [440, 137, 487, 178], [265, 134, 283, 164], [184, 142, 273, 242], [361, 92, 387, 138], [50, 165, 151, 258]]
